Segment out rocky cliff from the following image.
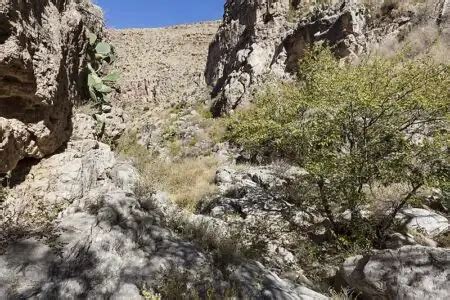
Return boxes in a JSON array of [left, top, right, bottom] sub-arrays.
[[206, 0, 450, 115], [108, 22, 219, 112], [0, 0, 102, 173]]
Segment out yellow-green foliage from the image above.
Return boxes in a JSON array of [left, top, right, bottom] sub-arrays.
[[228, 46, 449, 237], [117, 131, 218, 211], [141, 289, 161, 300]]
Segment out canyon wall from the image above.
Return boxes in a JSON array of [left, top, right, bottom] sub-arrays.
[[0, 0, 102, 172], [206, 0, 450, 116]]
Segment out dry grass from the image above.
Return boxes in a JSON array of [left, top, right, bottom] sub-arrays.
[[142, 156, 218, 211], [73, 102, 98, 115], [330, 287, 358, 300], [364, 0, 429, 15], [403, 23, 450, 64], [375, 21, 449, 64], [365, 182, 435, 221], [117, 131, 218, 211]]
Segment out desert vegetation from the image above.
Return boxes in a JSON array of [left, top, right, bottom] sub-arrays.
[[117, 130, 218, 211], [86, 31, 119, 106], [227, 46, 449, 247]]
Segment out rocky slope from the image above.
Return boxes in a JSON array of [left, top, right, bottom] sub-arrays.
[[86, 22, 221, 148], [0, 0, 449, 299], [108, 22, 219, 112]]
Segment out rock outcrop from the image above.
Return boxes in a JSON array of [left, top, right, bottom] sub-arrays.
[[200, 165, 327, 279], [341, 246, 450, 299], [0, 135, 215, 298], [206, 0, 450, 116], [0, 114, 328, 299], [205, 0, 297, 115], [0, 0, 102, 172]]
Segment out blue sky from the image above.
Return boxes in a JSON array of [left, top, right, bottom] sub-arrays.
[[95, 0, 225, 29]]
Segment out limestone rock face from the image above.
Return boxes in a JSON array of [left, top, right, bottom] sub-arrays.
[[205, 0, 295, 115], [107, 22, 219, 115], [0, 138, 215, 298], [0, 0, 102, 172], [0, 135, 327, 299], [341, 246, 450, 299], [206, 0, 450, 116]]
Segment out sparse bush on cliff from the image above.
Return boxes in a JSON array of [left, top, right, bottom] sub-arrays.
[[227, 46, 449, 243]]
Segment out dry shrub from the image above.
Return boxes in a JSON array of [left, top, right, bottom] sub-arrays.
[[375, 21, 449, 64], [117, 131, 218, 211], [367, 182, 432, 217], [435, 231, 450, 248], [364, 0, 429, 16], [330, 287, 359, 300], [141, 156, 218, 211], [367, 0, 447, 61], [0, 194, 64, 253]]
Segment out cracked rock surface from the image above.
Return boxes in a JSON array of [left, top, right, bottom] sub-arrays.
[[0, 0, 102, 172], [0, 135, 218, 299], [342, 246, 450, 299]]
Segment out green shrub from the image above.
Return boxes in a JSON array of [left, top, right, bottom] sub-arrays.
[[85, 30, 119, 105], [227, 47, 449, 241]]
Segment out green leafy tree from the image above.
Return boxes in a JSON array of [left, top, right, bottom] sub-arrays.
[[227, 47, 449, 242]]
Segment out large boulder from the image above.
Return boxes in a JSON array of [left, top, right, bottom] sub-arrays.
[[341, 246, 450, 299], [398, 208, 449, 237], [206, 0, 450, 116], [230, 261, 328, 300], [0, 0, 102, 173]]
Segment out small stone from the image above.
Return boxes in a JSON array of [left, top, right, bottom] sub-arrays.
[[102, 105, 112, 113], [398, 208, 449, 237]]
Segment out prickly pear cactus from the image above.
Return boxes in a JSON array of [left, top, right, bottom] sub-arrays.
[[86, 30, 119, 105]]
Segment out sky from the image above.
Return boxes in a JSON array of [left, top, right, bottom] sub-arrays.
[[95, 0, 225, 29]]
